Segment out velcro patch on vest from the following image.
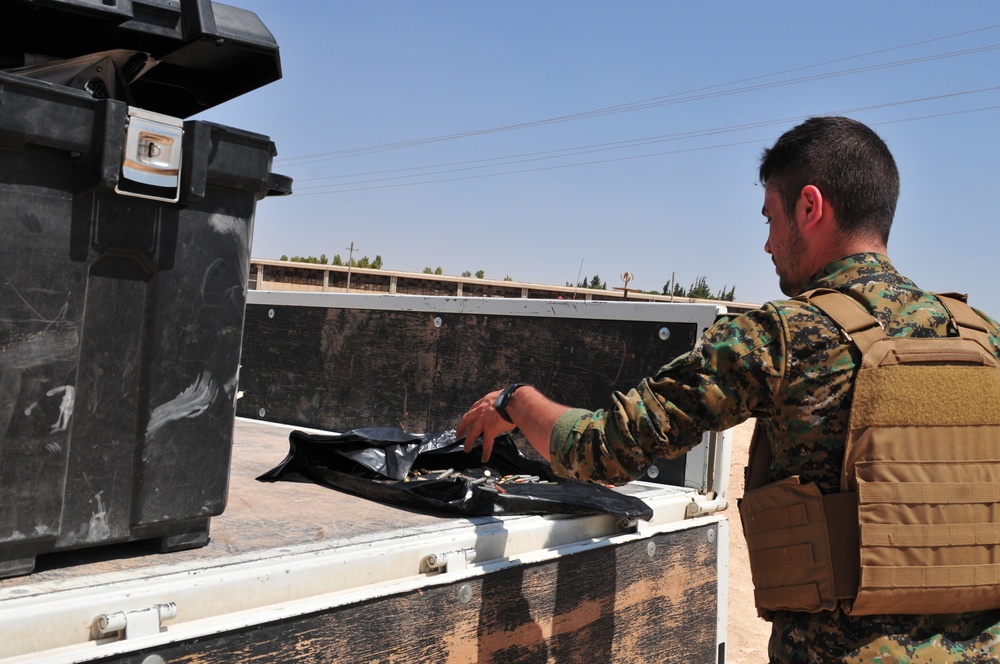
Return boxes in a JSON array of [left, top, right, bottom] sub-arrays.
[[850, 365, 1000, 427]]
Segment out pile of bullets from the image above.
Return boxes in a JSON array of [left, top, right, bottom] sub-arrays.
[[402, 468, 554, 492]]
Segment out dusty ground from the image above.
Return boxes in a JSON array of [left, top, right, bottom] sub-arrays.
[[723, 419, 773, 662]]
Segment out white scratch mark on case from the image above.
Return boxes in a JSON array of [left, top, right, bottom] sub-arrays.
[[85, 492, 111, 543], [146, 372, 218, 438], [46, 385, 74, 432], [207, 213, 240, 237]]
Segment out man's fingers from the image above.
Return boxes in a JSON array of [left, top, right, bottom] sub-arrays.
[[461, 423, 481, 454], [480, 438, 493, 463], [457, 413, 475, 445], [457, 389, 509, 461]]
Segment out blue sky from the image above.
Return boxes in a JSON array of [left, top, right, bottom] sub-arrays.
[[201, 2, 1000, 315]]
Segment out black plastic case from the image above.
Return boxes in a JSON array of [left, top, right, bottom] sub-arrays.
[[0, 67, 288, 576]]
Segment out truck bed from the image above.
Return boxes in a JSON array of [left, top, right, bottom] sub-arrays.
[[0, 418, 727, 663]]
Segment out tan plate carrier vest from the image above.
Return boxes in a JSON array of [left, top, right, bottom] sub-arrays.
[[739, 289, 1000, 616]]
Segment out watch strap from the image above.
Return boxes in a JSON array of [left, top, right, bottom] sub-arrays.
[[494, 383, 528, 423]]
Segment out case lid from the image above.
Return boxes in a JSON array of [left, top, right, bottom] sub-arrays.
[[0, 0, 281, 118]]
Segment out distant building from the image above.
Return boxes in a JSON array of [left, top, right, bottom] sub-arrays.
[[249, 258, 758, 314]]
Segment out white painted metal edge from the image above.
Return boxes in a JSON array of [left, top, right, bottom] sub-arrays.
[[247, 290, 725, 329]]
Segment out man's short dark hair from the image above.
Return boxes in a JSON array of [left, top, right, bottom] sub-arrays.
[[758, 116, 899, 244]]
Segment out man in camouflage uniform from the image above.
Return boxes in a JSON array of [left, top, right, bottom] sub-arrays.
[[458, 116, 1000, 662]]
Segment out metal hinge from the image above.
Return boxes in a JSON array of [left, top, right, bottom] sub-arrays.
[[95, 603, 178, 640], [116, 107, 184, 203]]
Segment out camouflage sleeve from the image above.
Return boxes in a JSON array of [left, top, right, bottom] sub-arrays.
[[550, 305, 786, 484]]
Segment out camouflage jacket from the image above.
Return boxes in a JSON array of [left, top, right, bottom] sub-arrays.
[[549, 252, 1000, 662], [550, 252, 1000, 488]]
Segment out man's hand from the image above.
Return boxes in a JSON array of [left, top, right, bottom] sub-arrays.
[[459, 385, 565, 464], [456, 390, 514, 462]]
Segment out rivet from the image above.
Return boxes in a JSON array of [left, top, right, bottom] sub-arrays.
[[658, 327, 670, 341], [646, 541, 656, 558], [258, 408, 266, 418], [268, 308, 275, 318], [458, 584, 473, 604], [434, 316, 443, 328], [707, 528, 716, 544], [142, 656, 165, 664], [646, 464, 660, 479]]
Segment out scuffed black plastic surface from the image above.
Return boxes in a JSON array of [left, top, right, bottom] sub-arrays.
[[258, 428, 653, 520], [0, 71, 286, 575]]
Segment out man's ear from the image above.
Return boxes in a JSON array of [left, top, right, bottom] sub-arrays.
[[796, 184, 825, 231]]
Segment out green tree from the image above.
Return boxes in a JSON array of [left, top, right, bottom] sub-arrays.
[[716, 285, 736, 301], [574, 275, 606, 290], [661, 280, 686, 297], [687, 276, 712, 299], [461, 271, 472, 278], [331, 254, 344, 266], [371, 255, 383, 269], [357, 256, 370, 269], [280, 254, 289, 261], [660, 276, 736, 300], [475, 270, 485, 279], [434, 267, 444, 275], [423, 267, 433, 274]]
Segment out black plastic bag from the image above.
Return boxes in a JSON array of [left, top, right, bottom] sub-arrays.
[[257, 427, 652, 520]]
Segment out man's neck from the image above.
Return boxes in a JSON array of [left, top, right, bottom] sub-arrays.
[[816, 235, 887, 271]]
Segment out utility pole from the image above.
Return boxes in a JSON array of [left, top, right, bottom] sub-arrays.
[[621, 271, 633, 301], [670, 271, 675, 302], [346, 242, 356, 292]]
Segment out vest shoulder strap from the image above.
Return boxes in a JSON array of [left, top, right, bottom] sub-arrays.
[[936, 292, 993, 349], [796, 288, 884, 353]]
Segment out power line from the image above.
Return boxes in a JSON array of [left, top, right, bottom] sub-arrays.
[[294, 86, 1000, 189], [293, 96, 1000, 195], [276, 24, 1000, 166]]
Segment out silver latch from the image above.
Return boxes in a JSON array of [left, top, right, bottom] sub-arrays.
[[420, 548, 476, 575], [95, 603, 178, 640], [116, 107, 184, 202]]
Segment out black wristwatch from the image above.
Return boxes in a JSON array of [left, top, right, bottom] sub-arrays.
[[494, 383, 528, 423]]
